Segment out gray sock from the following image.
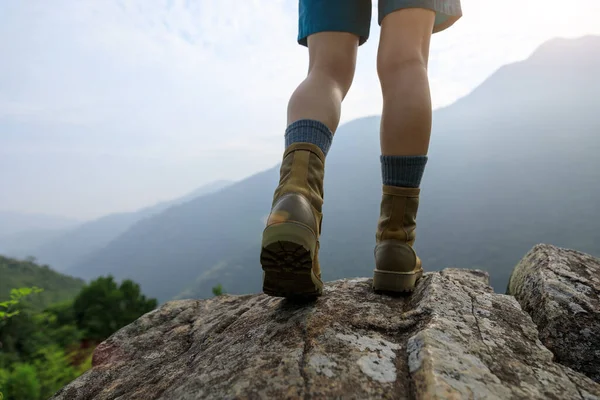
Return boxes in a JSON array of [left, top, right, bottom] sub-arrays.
[[381, 155, 428, 188], [285, 119, 333, 156]]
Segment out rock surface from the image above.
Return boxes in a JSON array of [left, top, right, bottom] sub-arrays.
[[508, 244, 600, 383], [52, 268, 600, 400]]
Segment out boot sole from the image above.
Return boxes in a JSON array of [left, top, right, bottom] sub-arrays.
[[260, 222, 323, 299], [373, 268, 423, 293]]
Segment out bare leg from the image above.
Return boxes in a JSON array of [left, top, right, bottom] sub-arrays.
[[287, 32, 359, 133], [377, 9, 435, 156], [372, 9, 436, 294], [261, 32, 359, 298]]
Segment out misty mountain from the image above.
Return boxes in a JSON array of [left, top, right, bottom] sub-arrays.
[[0, 229, 68, 259], [0, 211, 79, 257], [13, 179, 233, 270], [0, 211, 79, 238], [0, 255, 85, 311], [69, 36, 600, 302]]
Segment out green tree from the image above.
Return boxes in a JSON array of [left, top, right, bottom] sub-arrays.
[[32, 345, 78, 399], [0, 367, 9, 394], [212, 284, 224, 297], [0, 255, 84, 312], [4, 364, 40, 400], [0, 306, 44, 365], [73, 276, 157, 340], [37, 300, 82, 348], [0, 287, 43, 321], [24, 256, 37, 264]]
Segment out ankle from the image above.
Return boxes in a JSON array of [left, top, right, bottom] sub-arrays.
[[285, 119, 333, 156], [380, 155, 428, 188]]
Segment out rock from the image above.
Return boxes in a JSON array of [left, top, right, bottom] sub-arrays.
[[508, 244, 600, 383], [52, 269, 600, 400]]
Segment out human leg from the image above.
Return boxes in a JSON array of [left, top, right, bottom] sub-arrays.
[[373, 2, 461, 293], [287, 32, 358, 135], [260, 1, 370, 298]]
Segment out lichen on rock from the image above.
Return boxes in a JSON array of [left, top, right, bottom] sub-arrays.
[[52, 265, 600, 399], [508, 244, 600, 384]]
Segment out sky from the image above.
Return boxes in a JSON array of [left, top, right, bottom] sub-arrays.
[[1, 0, 600, 220]]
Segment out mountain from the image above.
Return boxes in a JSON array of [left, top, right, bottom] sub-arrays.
[[0, 255, 85, 310], [0, 211, 79, 259], [69, 35, 600, 302], [0, 228, 68, 258], [0, 211, 79, 238], [70, 172, 272, 301], [15, 179, 233, 271]]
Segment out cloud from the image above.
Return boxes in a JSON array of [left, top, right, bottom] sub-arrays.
[[1, 0, 599, 218], [1, 1, 303, 142], [424, 0, 600, 108]]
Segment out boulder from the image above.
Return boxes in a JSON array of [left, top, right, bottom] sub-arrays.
[[508, 244, 600, 383], [52, 269, 600, 399]]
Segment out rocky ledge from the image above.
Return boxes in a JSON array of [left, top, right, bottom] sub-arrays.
[[53, 245, 600, 399], [508, 244, 600, 384]]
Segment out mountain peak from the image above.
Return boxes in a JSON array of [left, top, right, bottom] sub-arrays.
[[441, 34, 600, 114], [528, 35, 600, 65]]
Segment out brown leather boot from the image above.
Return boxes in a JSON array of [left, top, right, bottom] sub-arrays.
[[373, 185, 424, 293], [260, 142, 325, 298]]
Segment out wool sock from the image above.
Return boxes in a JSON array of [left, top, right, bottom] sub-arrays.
[[285, 119, 333, 156], [380, 155, 428, 188]]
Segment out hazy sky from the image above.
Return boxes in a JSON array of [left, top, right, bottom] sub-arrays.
[[1, 0, 600, 220]]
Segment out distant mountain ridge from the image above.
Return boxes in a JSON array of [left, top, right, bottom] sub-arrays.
[[0, 211, 79, 238], [2, 180, 233, 270], [67, 35, 600, 302], [0, 255, 84, 310]]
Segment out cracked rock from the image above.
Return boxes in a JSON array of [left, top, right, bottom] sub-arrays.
[[52, 268, 600, 399], [508, 244, 600, 384]]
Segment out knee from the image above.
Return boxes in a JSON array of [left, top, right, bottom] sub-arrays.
[[309, 56, 356, 96], [377, 49, 427, 85]]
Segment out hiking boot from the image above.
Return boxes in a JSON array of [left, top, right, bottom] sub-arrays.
[[373, 185, 424, 293], [260, 142, 325, 298]]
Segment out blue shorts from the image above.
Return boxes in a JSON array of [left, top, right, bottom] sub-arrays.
[[298, 0, 462, 46]]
